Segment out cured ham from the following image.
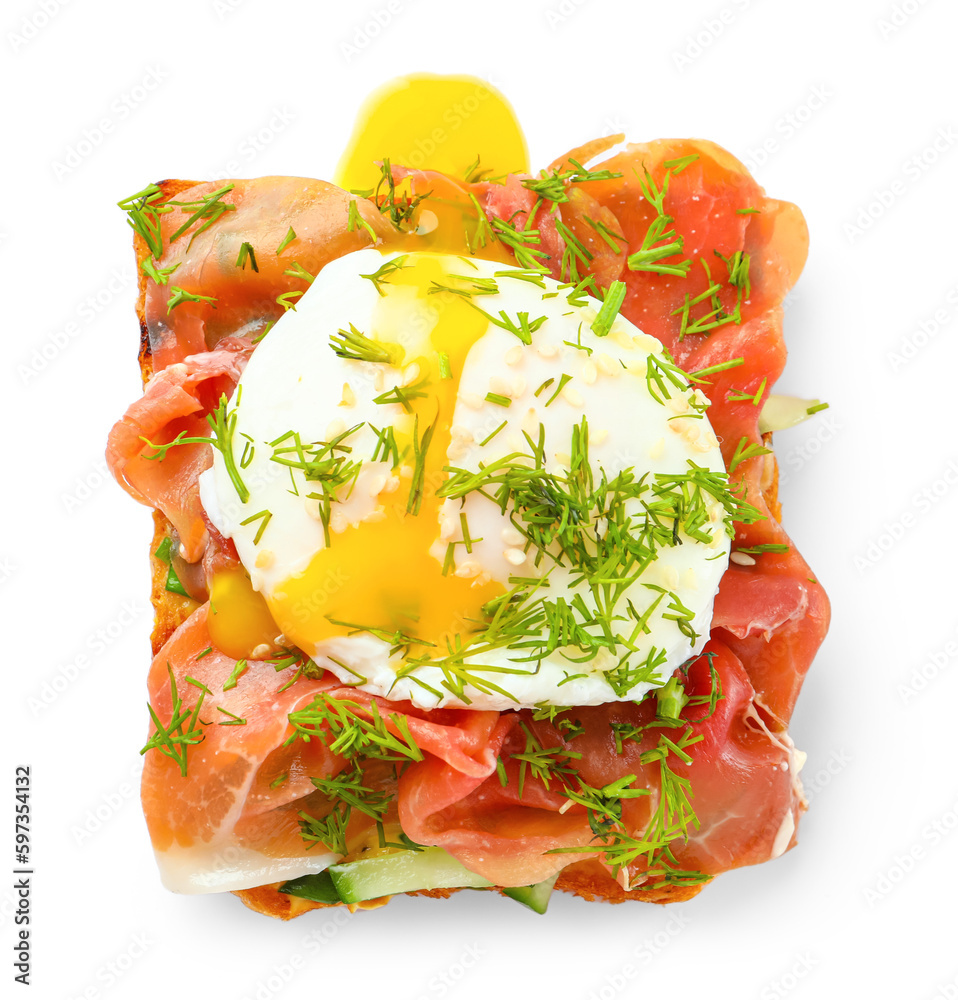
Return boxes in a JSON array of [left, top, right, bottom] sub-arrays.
[[106, 338, 252, 561], [144, 611, 802, 894], [141, 178, 391, 371]]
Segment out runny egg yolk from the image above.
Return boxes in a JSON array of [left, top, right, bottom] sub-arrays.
[[208, 567, 279, 659], [207, 75, 530, 661], [335, 73, 526, 262], [267, 255, 504, 656], [334, 74, 529, 195]]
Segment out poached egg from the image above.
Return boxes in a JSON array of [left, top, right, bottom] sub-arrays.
[[200, 249, 733, 710]]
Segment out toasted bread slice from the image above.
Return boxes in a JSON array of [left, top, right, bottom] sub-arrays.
[[132, 177, 781, 916]]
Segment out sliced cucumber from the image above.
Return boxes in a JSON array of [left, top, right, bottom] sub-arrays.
[[278, 870, 341, 904], [329, 847, 493, 903], [501, 874, 559, 914], [758, 394, 826, 434]]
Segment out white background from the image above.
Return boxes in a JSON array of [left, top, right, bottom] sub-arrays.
[[3, 0, 956, 998]]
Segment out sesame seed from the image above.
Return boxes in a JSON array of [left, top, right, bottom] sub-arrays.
[[692, 433, 719, 453], [254, 549, 274, 569], [561, 384, 584, 407], [339, 382, 356, 408], [730, 551, 756, 566], [537, 342, 560, 359], [454, 561, 481, 579], [460, 392, 483, 410], [670, 418, 700, 444], [595, 353, 621, 377], [250, 643, 273, 659], [503, 548, 526, 566], [505, 345, 523, 365], [582, 360, 598, 384], [633, 333, 660, 352], [501, 526, 523, 545], [521, 406, 539, 436]]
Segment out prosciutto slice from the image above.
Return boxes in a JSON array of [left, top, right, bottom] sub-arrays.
[[144, 605, 518, 891], [145, 607, 802, 892], [143, 179, 391, 371], [106, 338, 251, 561]]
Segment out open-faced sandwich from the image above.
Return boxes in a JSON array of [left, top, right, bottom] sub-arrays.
[[106, 76, 830, 916]]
